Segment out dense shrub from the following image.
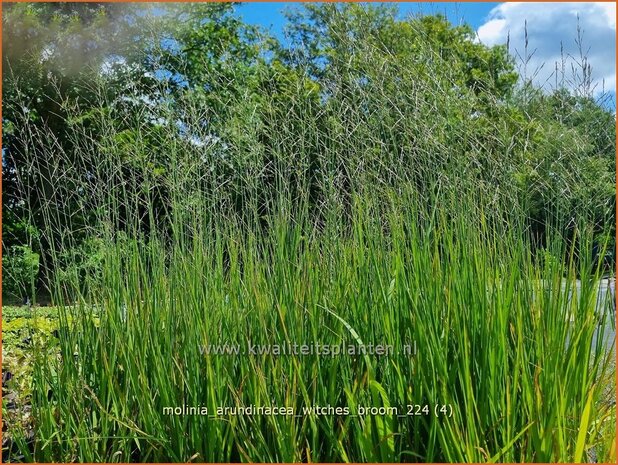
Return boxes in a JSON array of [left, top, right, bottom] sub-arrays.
[[2, 245, 39, 303]]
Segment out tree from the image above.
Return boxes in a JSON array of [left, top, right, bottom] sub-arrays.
[[2, 3, 153, 297]]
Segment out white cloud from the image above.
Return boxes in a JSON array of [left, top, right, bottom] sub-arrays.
[[477, 18, 508, 45], [477, 2, 616, 96]]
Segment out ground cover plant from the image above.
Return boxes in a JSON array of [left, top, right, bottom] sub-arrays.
[[2, 306, 60, 459], [2, 3, 616, 462]]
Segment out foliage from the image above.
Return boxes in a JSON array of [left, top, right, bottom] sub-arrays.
[[2, 307, 61, 461], [2, 3, 616, 463], [514, 89, 616, 237], [18, 192, 618, 463], [2, 245, 40, 302], [4, 3, 615, 274], [283, 5, 518, 100]]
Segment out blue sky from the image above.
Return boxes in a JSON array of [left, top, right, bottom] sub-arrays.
[[239, 2, 500, 39], [237, 2, 616, 102]]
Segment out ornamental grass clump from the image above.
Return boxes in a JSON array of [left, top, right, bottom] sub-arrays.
[[3, 4, 615, 462]]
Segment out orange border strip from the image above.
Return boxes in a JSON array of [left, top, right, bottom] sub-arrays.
[[0, 1, 616, 464]]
